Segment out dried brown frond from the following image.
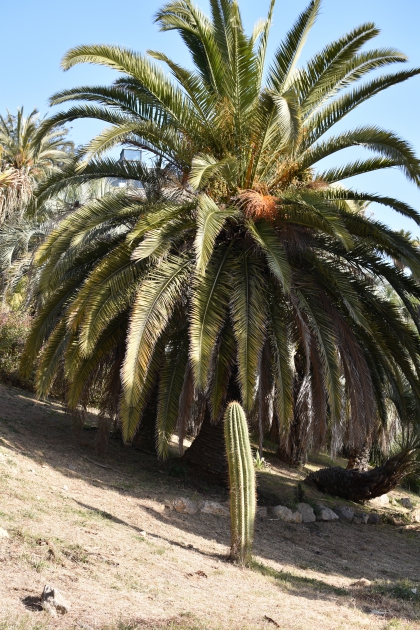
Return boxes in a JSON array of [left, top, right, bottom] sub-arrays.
[[324, 298, 376, 450], [95, 349, 124, 455], [270, 159, 301, 190], [309, 337, 327, 452], [237, 189, 278, 221], [0, 167, 33, 222], [305, 179, 328, 190], [251, 341, 273, 455]]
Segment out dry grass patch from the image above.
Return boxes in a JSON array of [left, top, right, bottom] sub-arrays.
[[0, 383, 419, 630]]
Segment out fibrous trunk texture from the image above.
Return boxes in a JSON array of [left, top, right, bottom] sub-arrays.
[[305, 447, 419, 502], [182, 371, 241, 478], [277, 357, 310, 466], [346, 445, 371, 472], [182, 407, 227, 479], [277, 413, 309, 466], [224, 402, 256, 565], [132, 389, 158, 453]]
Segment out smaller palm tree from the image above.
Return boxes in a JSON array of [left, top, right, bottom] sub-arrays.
[[0, 108, 72, 177], [0, 178, 114, 305], [0, 108, 74, 296], [0, 107, 73, 223], [0, 168, 32, 224]]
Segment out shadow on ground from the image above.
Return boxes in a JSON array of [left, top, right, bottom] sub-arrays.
[[0, 383, 419, 623]]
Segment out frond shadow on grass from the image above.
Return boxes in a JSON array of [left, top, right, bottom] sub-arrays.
[[1, 383, 420, 622], [72, 499, 226, 561], [249, 560, 349, 597]]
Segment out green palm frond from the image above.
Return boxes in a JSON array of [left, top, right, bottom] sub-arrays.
[[208, 317, 236, 421], [156, 332, 189, 459], [189, 154, 238, 191], [303, 68, 420, 144], [36, 319, 71, 397], [247, 220, 291, 292], [268, 0, 320, 93], [230, 253, 267, 411], [268, 294, 293, 428], [65, 313, 128, 409], [190, 242, 233, 390], [299, 126, 420, 184], [195, 194, 236, 273], [120, 255, 191, 441]]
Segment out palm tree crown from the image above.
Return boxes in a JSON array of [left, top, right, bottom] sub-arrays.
[[24, 0, 420, 459], [0, 108, 73, 295], [0, 107, 72, 179]]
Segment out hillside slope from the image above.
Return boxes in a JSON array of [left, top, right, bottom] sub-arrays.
[[0, 383, 419, 630]]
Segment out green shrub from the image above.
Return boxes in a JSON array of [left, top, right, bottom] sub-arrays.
[[0, 309, 34, 389]]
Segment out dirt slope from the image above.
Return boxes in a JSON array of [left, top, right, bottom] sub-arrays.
[[0, 383, 419, 630]]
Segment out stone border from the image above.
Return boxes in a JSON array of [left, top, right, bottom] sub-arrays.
[[166, 495, 419, 524]]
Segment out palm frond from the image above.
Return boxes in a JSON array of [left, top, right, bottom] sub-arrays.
[[230, 252, 267, 411], [120, 255, 191, 441]]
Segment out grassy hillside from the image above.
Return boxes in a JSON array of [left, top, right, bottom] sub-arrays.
[[0, 383, 419, 630]]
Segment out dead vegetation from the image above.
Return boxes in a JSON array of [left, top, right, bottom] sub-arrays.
[[0, 383, 419, 630]]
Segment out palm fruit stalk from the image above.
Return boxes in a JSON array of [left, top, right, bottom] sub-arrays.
[[224, 401, 256, 565]]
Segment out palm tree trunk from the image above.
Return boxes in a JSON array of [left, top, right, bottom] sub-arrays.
[[277, 413, 309, 466], [269, 415, 279, 444], [277, 358, 309, 466], [182, 371, 241, 480], [305, 447, 418, 502], [182, 406, 227, 480], [132, 384, 159, 454], [346, 445, 371, 472]]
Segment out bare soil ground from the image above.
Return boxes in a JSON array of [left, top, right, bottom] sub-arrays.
[[0, 383, 419, 630]]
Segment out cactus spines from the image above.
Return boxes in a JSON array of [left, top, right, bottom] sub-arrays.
[[224, 401, 256, 565]]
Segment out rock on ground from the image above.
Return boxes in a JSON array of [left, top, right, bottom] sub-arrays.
[[271, 505, 292, 521], [400, 497, 413, 509], [172, 498, 199, 515], [411, 508, 420, 523], [0, 527, 9, 538], [367, 513, 381, 525], [200, 501, 229, 516], [316, 505, 339, 522], [271, 505, 302, 523], [353, 513, 369, 525], [41, 585, 69, 616], [334, 506, 355, 523], [297, 503, 316, 523], [368, 494, 389, 507]]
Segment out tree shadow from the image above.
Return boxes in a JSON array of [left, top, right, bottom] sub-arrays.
[[21, 595, 43, 611], [71, 499, 349, 609], [1, 383, 419, 621], [72, 499, 226, 561]]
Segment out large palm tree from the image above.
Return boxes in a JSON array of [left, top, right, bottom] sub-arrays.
[[23, 0, 420, 474]]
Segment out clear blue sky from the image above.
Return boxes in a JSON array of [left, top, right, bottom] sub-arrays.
[[2, 0, 420, 233]]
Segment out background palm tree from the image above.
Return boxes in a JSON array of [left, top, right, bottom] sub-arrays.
[[0, 107, 72, 218], [0, 107, 73, 300], [0, 178, 114, 306], [23, 0, 420, 480]]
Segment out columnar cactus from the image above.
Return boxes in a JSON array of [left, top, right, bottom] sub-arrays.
[[224, 401, 256, 565]]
